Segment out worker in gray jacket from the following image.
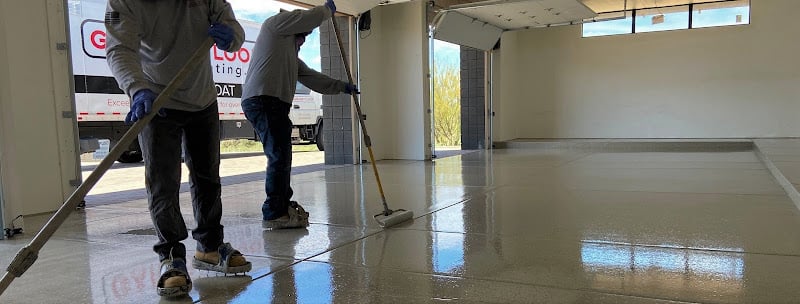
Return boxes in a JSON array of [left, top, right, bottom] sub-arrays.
[[105, 0, 251, 297], [242, 0, 357, 230]]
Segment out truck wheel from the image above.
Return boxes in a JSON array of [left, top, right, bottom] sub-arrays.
[[118, 150, 143, 163], [315, 122, 324, 151]]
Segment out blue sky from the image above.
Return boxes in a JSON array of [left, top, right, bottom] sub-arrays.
[[433, 40, 460, 69], [229, 0, 324, 69]]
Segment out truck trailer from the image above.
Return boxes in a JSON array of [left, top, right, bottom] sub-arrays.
[[68, 0, 324, 163]]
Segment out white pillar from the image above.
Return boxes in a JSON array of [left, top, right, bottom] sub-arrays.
[[0, 0, 80, 228], [359, 1, 431, 161]]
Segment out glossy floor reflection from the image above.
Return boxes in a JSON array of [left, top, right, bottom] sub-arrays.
[[3, 146, 800, 303]]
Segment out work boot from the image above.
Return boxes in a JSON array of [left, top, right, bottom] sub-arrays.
[[263, 201, 309, 229], [193, 243, 252, 274], [157, 255, 192, 297]]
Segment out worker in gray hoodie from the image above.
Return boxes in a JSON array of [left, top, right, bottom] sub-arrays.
[[105, 0, 251, 297], [241, 0, 357, 230]]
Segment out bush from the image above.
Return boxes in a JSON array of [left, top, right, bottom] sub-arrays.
[[220, 139, 319, 153], [433, 65, 461, 147], [220, 139, 262, 153]]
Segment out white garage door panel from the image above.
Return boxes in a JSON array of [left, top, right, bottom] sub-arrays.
[[451, 0, 597, 30], [433, 10, 503, 51]]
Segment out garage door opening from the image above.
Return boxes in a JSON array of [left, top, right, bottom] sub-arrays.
[[431, 39, 462, 159]]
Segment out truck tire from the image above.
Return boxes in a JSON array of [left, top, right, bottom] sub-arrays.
[[315, 121, 324, 151], [118, 150, 143, 163]]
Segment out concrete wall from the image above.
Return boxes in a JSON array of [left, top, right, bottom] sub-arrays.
[[320, 17, 357, 165], [359, 1, 431, 160], [460, 46, 486, 150], [0, 0, 79, 224], [496, 0, 800, 140]]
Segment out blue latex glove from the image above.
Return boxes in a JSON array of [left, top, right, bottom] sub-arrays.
[[208, 23, 234, 51], [125, 89, 164, 124], [344, 83, 359, 95], [325, 0, 336, 15]]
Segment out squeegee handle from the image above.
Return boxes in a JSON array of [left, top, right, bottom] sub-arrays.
[[330, 19, 370, 145], [0, 38, 215, 296], [330, 18, 390, 212]]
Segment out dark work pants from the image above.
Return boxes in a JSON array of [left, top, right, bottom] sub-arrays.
[[241, 95, 293, 221], [139, 103, 223, 262]]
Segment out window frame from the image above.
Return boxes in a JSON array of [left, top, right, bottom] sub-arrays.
[[581, 0, 750, 38]]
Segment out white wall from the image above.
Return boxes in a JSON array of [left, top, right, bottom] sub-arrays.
[[359, 1, 431, 160], [496, 0, 800, 140], [0, 0, 79, 223]]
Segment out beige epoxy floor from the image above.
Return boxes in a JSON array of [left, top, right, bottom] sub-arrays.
[[2, 148, 800, 303]]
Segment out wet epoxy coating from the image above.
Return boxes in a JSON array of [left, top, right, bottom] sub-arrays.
[[2, 147, 800, 303]]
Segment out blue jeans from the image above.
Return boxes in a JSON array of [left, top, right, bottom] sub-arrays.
[[242, 96, 294, 221], [139, 103, 223, 262]]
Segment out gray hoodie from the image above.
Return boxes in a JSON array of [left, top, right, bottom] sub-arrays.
[[242, 6, 347, 104], [105, 0, 244, 111]]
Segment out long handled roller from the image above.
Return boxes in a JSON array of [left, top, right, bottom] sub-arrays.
[[0, 38, 215, 296], [329, 18, 413, 228]]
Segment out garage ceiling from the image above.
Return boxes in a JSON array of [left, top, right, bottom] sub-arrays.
[[433, 0, 742, 30], [281, 0, 414, 15], [282, 0, 740, 26], [279, 0, 744, 49], [447, 0, 597, 30], [582, 0, 741, 13]]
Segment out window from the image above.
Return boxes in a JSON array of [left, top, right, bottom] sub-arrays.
[[583, 12, 633, 37], [635, 6, 689, 33], [581, 0, 750, 37], [692, 0, 750, 28]]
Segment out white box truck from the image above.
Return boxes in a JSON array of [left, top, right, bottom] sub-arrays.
[[68, 0, 324, 163]]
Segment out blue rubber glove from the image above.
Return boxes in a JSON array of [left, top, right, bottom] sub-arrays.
[[344, 83, 359, 95], [208, 23, 234, 51], [325, 0, 336, 15], [125, 89, 164, 124]]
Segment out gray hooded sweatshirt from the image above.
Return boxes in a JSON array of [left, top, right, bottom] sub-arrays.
[[105, 0, 244, 111], [242, 6, 347, 104]]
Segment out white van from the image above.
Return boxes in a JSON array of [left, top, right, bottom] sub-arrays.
[[68, 0, 325, 162], [290, 83, 325, 150]]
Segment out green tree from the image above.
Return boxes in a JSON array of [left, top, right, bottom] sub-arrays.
[[433, 64, 461, 147]]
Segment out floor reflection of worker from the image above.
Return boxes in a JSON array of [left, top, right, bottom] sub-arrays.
[[191, 273, 252, 302], [263, 228, 308, 303]]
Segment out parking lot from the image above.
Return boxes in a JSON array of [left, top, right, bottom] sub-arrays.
[[81, 150, 325, 206]]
